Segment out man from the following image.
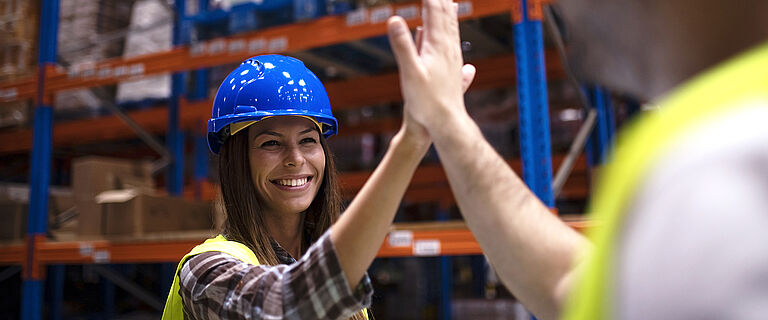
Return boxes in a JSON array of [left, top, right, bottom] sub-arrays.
[[386, 0, 768, 319]]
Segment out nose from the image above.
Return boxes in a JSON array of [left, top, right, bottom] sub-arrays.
[[283, 144, 305, 167]]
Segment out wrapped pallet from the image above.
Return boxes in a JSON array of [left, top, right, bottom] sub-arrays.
[[116, 0, 172, 104]]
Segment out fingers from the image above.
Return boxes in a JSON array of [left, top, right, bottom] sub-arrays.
[[461, 64, 476, 93], [419, 1, 462, 65], [415, 27, 424, 53], [387, 16, 420, 75]]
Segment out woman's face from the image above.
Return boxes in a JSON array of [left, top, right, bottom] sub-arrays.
[[247, 116, 326, 216]]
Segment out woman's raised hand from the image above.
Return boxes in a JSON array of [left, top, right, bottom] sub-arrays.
[[387, 0, 476, 138]]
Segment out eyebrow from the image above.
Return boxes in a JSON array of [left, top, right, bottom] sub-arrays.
[[254, 130, 282, 138], [254, 127, 316, 139], [299, 127, 316, 135]]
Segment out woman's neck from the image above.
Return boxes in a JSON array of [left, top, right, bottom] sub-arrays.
[[264, 211, 305, 260]]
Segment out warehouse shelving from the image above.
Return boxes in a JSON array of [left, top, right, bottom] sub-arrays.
[[0, 219, 593, 267], [0, 0, 553, 104], [0, 51, 564, 153], [0, 0, 581, 319]]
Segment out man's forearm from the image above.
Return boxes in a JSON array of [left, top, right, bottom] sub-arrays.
[[430, 112, 589, 320]]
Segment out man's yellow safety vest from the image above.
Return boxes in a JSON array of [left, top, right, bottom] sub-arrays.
[[161, 235, 369, 319], [563, 42, 768, 320]]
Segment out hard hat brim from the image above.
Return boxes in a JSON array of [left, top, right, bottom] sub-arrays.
[[206, 110, 338, 154]]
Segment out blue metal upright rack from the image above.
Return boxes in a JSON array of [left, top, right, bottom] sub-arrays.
[[513, 1, 553, 318], [168, 0, 188, 196], [513, 0, 554, 206], [22, 0, 59, 319]]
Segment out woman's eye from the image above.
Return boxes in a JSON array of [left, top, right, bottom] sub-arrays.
[[300, 137, 317, 144], [260, 140, 279, 147]]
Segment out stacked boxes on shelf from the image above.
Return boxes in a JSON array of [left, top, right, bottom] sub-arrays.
[[72, 156, 213, 238], [0, 0, 38, 81], [0, 184, 74, 241]]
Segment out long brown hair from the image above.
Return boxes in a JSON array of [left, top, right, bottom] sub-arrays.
[[217, 127, 368, 319]]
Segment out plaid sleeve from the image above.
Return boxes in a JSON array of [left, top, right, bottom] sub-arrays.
[[178, 231, 373, 319]]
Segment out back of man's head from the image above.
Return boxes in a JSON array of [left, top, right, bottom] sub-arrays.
[[556, 0, 768, 100]]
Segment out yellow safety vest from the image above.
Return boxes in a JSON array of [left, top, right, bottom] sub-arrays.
[[562, 42, 768, 320], [162, 235, 369, 319]]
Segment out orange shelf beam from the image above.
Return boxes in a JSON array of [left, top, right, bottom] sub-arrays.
[[339, 154, 590, 200], [41, 0, 513, 94], [0, 51, 563, 154], [0, 0, 560, 103], [0, 218, 591, 265], [0, 75, 36, 103], [0, 243, 24, 264]]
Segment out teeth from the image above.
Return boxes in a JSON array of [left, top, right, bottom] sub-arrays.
[[275, 177, 308, 187]]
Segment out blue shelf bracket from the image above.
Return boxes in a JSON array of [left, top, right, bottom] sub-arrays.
[[437, 206, 452, 320], [512, 0, 554, 207], [168, 0, 188, 196], [585, 86, 616, 166], [23, 0, 59, 319]]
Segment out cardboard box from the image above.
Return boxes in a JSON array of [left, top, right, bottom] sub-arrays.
[[0, 184, 74, 241], [0, 200, 26, 241], [72, 156, 154, 236], [96, 189, 213, 237]]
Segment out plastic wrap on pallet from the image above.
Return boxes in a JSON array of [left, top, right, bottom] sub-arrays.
[[55, 0, 104, 113], [116, 0, 172, 104]]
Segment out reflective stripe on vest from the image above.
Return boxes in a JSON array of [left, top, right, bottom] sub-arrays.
[[562, 42, 768, 320], [161, 235, 370, 320]]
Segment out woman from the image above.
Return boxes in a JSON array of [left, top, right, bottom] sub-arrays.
[[163, 26, 474, 319]]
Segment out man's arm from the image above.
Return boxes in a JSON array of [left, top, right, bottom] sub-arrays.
[[431, 110, 588, 320], [386, 1, 589, 318]]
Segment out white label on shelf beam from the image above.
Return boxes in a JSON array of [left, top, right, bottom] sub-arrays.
[[93, 250, 110, 263], [98, 67, 112, 79], [228, 39, 245, 53], [268, 37, 288, 52], [388, 230, 413, 247], [0, 88, 17, 100], [113, 66, 128, 77], [67, 68, 79, 78], [249, 38, 267, 53], [457, 1, 472, 17], [129, 63, 145, 76], [190, 43, 207, 56], [370, 5, 393, 24], [395, 5, 419, 20], [81, 68, 95, 78], [346, 8, 368, 26], [79, 243, 93, 256], [413, 239, 441, 256], [208, 40, 226, 54]]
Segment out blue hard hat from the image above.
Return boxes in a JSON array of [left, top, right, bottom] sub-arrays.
[[207, 55, 338, 154]]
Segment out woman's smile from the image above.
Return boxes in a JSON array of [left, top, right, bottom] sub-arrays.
[[270, 175, 314, 190]]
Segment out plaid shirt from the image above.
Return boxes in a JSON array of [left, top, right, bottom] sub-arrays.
[[178, 231, 373, 319]]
